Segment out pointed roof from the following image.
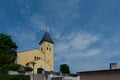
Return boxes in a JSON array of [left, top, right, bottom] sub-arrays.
[[39, 31, 54, 44]]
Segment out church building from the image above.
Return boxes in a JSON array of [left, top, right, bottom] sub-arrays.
[[17, 31, 54, 74]]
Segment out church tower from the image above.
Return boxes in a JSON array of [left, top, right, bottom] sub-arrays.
[[39, 31, 54, 71]]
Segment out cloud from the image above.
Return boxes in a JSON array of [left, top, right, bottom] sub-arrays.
[[8, 26, 37, 51], [70, 33, 98, 50], [18, 0, 32, 17], [28, 14, 50, 32], [82, 49, 101, 57], [55, 32, 99, 53], [54, 32, 101, 72], [4, 0, 120, 73]]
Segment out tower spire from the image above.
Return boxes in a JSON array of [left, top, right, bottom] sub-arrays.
[[39, 31, 54, 44]]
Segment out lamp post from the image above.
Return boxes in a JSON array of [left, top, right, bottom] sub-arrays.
[[30, 61, 36, 80]]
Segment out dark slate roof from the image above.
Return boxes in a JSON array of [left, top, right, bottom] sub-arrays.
[[39, 31, 54, 44]]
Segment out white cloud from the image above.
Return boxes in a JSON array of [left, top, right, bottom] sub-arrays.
[[54, 31, 103, 72], [55, 32, 99, 53], [7, 14, 52, 51], [18, 0, 32, 17], [70, 33, 98, 50], [82, 49, 101, 57], [8, 27, 37, 51], [54, 32, 101, 72], [28, 14, 50, 32], [68, 0, 80, 8], [53, 33, 61, 40]]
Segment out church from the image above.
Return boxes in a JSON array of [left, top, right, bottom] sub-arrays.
[[17, 31, 54, 74]]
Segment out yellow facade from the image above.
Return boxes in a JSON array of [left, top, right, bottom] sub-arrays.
[[17, 32, 54, 74]]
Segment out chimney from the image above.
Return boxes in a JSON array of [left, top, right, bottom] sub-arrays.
[[110, 63, 117, 70]]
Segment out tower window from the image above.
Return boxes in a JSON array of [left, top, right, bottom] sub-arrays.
[[47, 47, 48, 50], [41, 48, 43, 51]]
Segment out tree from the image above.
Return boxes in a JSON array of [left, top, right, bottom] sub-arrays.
[[0, 33, 18, 67], [60, 64, 70, 74]]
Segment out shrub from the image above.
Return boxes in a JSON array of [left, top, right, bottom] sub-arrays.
[[0, 64, 33, 74], [9, 64, 22, 71], [0, 64, 10, 74], [0, 75, 30, 80], [24, 66, 33, 71], [0, 64, 31, 80]]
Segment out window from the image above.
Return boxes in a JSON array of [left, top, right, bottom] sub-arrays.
[[34, 56, 37, 61], [34, 56, 40, 61], [41, 48, 43, 51], [36, 57, 39, 60], [47, 47, 48, 50]]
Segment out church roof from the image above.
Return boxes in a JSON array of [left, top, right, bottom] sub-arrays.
[[39, 31, 54, 44]]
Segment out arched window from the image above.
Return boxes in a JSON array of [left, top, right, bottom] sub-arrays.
[[34, 56, 37, 61]]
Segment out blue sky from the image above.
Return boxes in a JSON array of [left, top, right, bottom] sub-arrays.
[[0, 0, 120, 73]]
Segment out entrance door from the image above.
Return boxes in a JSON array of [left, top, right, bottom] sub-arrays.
[[37, 68, 44, 74]]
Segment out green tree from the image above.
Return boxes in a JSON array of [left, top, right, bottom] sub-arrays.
[[60, 64, 70, 74], [0, 33, 18, 67]]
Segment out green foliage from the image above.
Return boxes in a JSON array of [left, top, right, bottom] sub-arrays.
[[9, 75, 30, 80], [9, 64, 23, 71], [24, 66, 33, 71], [0, 64, 10, 74], [0, 64, 33, 75], [0, 33, 31, 80], [0, 33, 18, 67], [0, 64, 21, 74], [60, 64, 70, 74], [69, 73, 78, 77], [0, 64, 31, 80], [0, 75, 30, 80]]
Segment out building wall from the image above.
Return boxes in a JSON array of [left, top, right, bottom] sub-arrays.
[[17, 41, 54, 74], [80, 71, 120, 80], [40, 41, 54, 71]]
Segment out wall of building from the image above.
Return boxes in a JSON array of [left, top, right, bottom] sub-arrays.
[[17, 49, 53, 74], [80, 71, 120, 80], [40, 41, 54, 71]]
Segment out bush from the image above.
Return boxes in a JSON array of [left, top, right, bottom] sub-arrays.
[[0, 75, 30, 80], [9, 64, 22, 71], [0, 64, 11, 74], [0, 64, 31, 80], [0, 64, 33, 74], [24, 66, 33, 71], [9, 75, 30, 80]]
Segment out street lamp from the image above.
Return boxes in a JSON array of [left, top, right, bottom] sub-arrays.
[[30, 61, 36, 80]]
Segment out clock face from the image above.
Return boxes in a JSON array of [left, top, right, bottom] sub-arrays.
[[48, 44, 50, 47]]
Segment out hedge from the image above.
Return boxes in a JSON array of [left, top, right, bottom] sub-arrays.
[[0, 64, 31, 80], [0, 64, 33, 74], [0, 75, 30, 80]]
